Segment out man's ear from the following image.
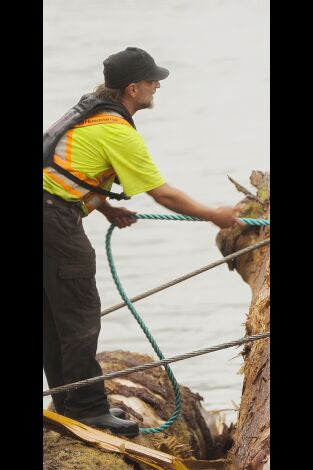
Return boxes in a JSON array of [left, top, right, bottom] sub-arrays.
[[125, 83, 137, 98]]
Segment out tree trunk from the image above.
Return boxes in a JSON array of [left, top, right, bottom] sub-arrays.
[[216, 171, 270, 470]]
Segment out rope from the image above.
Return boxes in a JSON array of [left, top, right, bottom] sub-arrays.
[[101, 238, 270, 317], [128, 214, 270, 225], [105, 214, 270, 434], [239, 217, 270, 226], [43, 332, 269, 396], [106, 222, 180, 434]]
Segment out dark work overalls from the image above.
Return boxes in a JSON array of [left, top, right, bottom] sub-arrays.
[[43, 192, 110, 418]]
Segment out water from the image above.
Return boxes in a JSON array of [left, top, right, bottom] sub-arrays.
[[43, 0, 269, 424]]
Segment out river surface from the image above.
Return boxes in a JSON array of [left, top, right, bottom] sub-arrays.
[[43, 0, 269, 424]]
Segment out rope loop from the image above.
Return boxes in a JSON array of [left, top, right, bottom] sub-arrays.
[[106, 214, 269, 434]]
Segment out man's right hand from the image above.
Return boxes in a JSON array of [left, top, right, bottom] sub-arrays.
[[210, 206, 243, 229]]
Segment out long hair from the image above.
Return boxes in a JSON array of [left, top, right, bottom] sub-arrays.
[[94, 83, 125, 103]]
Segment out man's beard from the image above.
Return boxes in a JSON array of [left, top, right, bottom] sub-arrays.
[[136, 97, 154, 110]]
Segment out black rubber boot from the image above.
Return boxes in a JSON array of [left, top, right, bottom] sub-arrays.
[[79, 413, 139, 437], [109, 407, 127, 419]]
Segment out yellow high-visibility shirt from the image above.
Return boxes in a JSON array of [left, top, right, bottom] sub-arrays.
[[43, 115, 165, 214]]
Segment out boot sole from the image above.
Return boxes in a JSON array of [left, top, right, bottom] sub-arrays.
[[116, 430, 139, 438], [81, 422, 139, 437]]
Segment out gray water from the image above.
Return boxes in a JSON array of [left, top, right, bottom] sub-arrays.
[[43, 0, 269, 424]]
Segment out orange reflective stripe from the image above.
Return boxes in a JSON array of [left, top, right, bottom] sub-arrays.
[[53, 154, 107, 186], [43, 168, 84, 198], [51, 155, 116, 195], [82, 192, 107, 213], [45, 119, 119, 201], [65, 129, 74, 163], [74, 113, 132, 128]]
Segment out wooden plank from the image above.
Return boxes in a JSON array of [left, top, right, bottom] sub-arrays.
[[43, 409, 187, 469]]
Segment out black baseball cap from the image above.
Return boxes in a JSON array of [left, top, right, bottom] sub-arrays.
[[103, 47, 169, 89]]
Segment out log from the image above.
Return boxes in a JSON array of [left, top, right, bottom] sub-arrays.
[[44, 350, 234, 469], [216, 171, 270, 470], [97, 350, 214, 460]]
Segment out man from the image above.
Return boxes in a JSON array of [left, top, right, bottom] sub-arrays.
[[43, 47, 240, 437]]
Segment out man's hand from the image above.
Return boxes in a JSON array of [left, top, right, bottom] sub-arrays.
[[210, 205, 244, 229], [103, 206, 137, 228]]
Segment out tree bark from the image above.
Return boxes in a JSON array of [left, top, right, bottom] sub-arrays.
[[216, 171, 270, 470]]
